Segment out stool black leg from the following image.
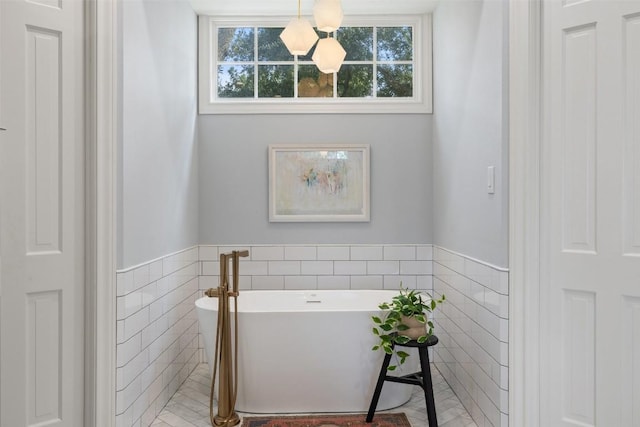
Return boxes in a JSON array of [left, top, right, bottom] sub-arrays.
[[366, 350, 393, 423], [418, 346, 438, 426]]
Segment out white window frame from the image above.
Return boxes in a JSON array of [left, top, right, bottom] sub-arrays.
[[198, 14, 432, 114]]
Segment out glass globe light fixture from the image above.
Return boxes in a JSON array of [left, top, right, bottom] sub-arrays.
[[312, 36, 346, 73], [313, 0, 343, 33], [280, 17, 319, 55]]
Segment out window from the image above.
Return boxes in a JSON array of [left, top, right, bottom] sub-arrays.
[[199, 16, 432, 114]]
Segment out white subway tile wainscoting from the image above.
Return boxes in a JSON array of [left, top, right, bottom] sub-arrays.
[[198, 244, 435, 294], [432, 247, 509, 427], [116, 247, 201, 427], [116, 244, 508, 427]]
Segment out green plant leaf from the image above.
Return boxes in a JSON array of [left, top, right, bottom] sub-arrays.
[[396, 323, 409, 331], [372, 316, 382, 324], [387, 365, 397, 371], [414, 314, 426, 323], [388, 311, 401, 320], [372, 345, 380, 351], [379, 323, 393, 332], [395, 335, 411, 344], [431, 300, 436, 310], [417, 335, 427, 343], [372, 328, 379, 335], [396, 351, 410, 358]]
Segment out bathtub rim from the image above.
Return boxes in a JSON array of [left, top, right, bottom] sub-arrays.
[[195, 289, 414, 313]]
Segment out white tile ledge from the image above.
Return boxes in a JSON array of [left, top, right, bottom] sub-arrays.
[[201, 243, 432, 247], [433, 246, 509, 272], [116, 246, 199, 273]]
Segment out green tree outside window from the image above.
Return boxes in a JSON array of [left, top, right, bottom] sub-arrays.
[[215, 25, 414, 99]]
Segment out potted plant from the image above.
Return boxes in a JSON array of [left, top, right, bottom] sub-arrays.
[[371, 285, 445, 370]]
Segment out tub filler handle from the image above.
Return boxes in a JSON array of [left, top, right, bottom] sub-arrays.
[[204, 288, 220, 298], [204, 288, 238, 298]]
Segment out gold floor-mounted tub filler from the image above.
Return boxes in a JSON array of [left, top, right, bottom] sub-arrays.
[[204, 250, 249, 427]]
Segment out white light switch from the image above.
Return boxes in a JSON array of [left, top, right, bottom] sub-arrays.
[[487, 166, 495, 194]]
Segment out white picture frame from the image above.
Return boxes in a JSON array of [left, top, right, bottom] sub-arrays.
[[268, 144, 371, 222]]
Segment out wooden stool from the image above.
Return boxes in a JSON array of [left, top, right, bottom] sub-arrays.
[[366, 334, 439, 426]]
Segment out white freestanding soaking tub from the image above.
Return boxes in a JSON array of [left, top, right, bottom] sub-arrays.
[[195, 289, 418, 413]]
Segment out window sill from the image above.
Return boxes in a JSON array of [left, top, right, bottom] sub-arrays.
[[198, 98, 432, 115]]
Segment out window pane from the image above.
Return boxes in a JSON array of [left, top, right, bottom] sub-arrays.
[[258, 65, 294, 97], [377, 64, 412, 97], [218, 27, 254, 61], [298, 65, 334, 97], [208, 19, 423, 108], [337, 27, 373, 61], [377, 27, 412, 61], [217, 65, 254, 98], [338, 65, 373, 97], [258, 27, 291, 61]]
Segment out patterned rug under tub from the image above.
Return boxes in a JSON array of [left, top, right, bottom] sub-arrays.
[[240, 413, 411, 427]]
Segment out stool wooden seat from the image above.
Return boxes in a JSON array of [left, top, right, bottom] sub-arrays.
[[366, 334, 439, 426]]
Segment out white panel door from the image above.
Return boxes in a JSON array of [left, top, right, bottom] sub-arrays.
[[542, 0, 640, 426], [0, 0, 85, 425]]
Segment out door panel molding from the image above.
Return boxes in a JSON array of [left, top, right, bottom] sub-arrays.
[[621, 295, 640, 426], [561, 24, 597, 254], [27, 290, 62, 426], [623, 13, 640, 256], [560, 289, 595, 425], [26, 26, 62, 255]]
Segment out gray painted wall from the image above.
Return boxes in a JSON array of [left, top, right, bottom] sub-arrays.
[[118, 0, 199, 269], [432, 0, 509, 268], [198, 114, 433, 245], [116, 0, 509, 268]]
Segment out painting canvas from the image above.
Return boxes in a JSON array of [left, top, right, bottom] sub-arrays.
[[269, 144, 370, 222]]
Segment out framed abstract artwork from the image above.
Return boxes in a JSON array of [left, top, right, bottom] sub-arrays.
[[268, 144, 370, 222]]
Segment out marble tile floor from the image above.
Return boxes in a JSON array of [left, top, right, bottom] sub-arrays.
[[151, 364, 477, 427]]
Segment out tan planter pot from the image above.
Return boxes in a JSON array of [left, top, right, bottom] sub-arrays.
[[400, 315, 427, 339]]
